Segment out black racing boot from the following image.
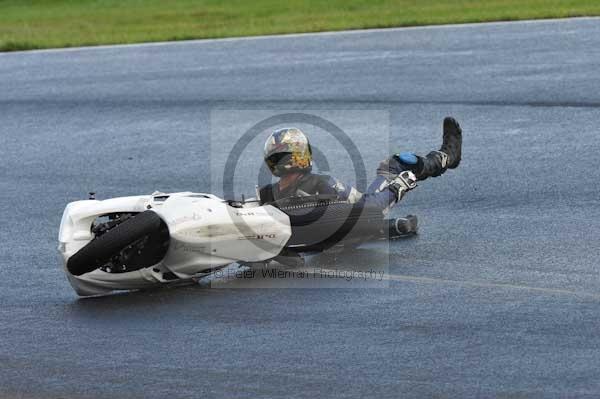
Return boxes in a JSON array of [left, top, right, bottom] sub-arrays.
[[414, 117, 462, 181], [440, 116, 462, 169]]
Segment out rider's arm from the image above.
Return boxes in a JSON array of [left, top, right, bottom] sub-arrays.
[[367, 154, 418, 210], [320, 175, 363, 203], [324, 175, 398, 214], [326, 154, 418, 214]]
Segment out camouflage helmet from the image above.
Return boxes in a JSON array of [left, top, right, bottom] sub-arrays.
[[264, 127, 312, 176]]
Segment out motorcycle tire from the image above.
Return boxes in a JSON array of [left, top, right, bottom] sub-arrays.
[[67, 210, 163, 276]]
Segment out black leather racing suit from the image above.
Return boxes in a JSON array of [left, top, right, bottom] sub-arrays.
[[258, 156, 414, 213], [259, 117, 462, 212]]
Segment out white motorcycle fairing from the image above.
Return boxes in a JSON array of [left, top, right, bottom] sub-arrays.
[[58, 192, 292, 296]]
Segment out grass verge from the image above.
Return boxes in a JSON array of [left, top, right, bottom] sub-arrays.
[[1, 0, 600, 52]]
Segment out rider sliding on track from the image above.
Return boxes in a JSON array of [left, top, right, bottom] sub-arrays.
[[58, 117, 462, 295], [258, 117, 463, 219]]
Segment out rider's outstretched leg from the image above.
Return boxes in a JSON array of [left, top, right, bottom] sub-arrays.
[[413, 117, 462, 181], [368, 116, 462, 210]]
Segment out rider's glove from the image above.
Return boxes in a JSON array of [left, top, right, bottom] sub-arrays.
[[375, 153, 420, 202], [387, 170, 418, 202]]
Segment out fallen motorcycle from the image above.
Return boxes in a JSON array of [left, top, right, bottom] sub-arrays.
[[58, 191, 417, 296]]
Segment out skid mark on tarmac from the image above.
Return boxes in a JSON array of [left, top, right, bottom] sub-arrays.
[[293, 268, 600, 299], [207, 265, 600, 299]]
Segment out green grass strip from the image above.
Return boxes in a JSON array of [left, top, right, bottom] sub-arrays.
[[1, 0, 600, 51]]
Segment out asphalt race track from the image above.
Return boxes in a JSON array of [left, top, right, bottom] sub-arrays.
[[2, 18, 600, 398]]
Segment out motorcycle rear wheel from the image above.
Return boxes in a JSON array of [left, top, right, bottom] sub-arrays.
[[67, 211, 165, 276]]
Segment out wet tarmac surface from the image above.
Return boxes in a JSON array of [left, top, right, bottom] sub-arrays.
[[1, 18, 600, 398]]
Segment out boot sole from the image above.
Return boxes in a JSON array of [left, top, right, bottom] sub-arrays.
[[443, 117, 462, 169]]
